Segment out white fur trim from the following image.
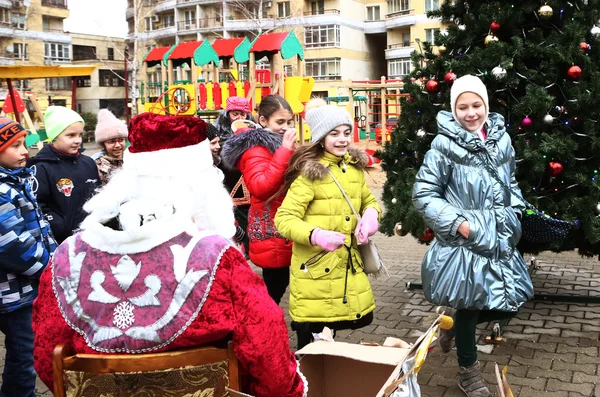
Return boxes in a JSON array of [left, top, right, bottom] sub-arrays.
[[123, 140, 213, 176], [297, 360, 308, 397], [80, 213, 200, 254]]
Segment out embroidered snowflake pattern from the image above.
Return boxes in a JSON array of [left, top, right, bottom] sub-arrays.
[[113, 301, 135, 329]]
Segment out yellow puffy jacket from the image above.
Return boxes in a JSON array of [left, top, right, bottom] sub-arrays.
[[275, 148, 381, 323]]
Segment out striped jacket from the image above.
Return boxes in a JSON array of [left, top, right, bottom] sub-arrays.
[[0, 166, 57, 313]]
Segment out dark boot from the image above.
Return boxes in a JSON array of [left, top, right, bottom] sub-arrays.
[[457, 361, 490, 397]]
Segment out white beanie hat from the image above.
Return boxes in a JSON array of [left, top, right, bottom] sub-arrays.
[[304, 98, 353, 143], [450, 75, 489, 130], [95, 109, 128, 144]]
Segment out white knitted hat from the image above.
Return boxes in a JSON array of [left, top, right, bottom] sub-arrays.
[[304, 98, 353, 143], [95, 109, 128, 144], [450, 75, 489, 130]]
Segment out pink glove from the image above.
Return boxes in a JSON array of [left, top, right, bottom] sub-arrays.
[[356, 207, 379, 244], [311, 228, 346, 252]]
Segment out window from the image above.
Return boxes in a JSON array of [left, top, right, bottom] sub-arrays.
[[388, 58, 411, 77], [14, 43, 28, 60], [46, 77, 71, 91], [144, 17, 156, 31], [107, 47, 114, 61], [277, 1, 290, 17], [0, 9, 10, 25], [162, 14, 174, 27], [402, 32, 410, 46], [367, 6, 380, 21], [72, 45, 96, 61], [305, 58, 341, 80], [184, 10, 195, 24], [310, 0, 324, 15], [44, 43, 71, 62], [387, 0, 410, 14], [12, 13, 25, 29], [99, 70, 125, 87], [304, 25, 340, 48], [425, 0, 440, 12], [14, 80, 30, 90], [425, 28, 440, 44], [76, 76, 92, 87], [283, 64, 293, 76]]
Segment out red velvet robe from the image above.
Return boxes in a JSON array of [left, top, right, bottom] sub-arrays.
[[33, 230, 306, 397]]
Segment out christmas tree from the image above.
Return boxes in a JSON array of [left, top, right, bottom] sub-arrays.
[[379, 0, 600, 255]]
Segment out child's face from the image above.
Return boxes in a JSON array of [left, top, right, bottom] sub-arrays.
[[259, 108, 294, 134], [228, 110, 247, 123], [455, 92, 486, 132], [53, 122, 84, 155], [209, 136, 220, 155], [103, 137, 126, 159], [323, 125, 352, 157], [0, 137, 28, 169]]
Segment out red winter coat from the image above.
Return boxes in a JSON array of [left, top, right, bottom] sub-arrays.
[[32, 231, 306, 397], [221, 128, 293, 268]]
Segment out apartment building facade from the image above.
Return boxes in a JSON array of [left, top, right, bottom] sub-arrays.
[[0, 0, 72, 109], [126, 0, 443, 98]]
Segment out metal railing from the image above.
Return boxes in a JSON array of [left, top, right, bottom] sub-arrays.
[[41, 0, 68, 8], [302, 9, 340, 16], [385, 8, 413, 18], [177, 17, 222, 30], [386, 41, 413, 49]]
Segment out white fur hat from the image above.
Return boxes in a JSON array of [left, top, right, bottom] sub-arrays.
[[450, 75, 489, 128]]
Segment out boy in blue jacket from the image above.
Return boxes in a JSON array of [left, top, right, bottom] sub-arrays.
[[0, 117, 57, 396], [28, 106, 99, 243]]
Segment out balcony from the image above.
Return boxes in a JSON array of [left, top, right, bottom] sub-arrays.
[[154, 0, 176, 13], [364, 19, 385, 34], [42, 0, 68, 8], [40, 0, 69, 18], [0, 0, 11, 8], [224, 17, 271, 32], [288, 9, 343, 27], [0, 23, 70, 42], [176, 0, 220, 5], [126, 7, 134, 19], [131, 25, 177, 41], [385, 42, 415, 59], [384, 9, 430, 29], [177, 18, 223, 32]]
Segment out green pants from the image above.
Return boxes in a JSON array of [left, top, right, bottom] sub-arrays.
[[455, 309, 517, 367]]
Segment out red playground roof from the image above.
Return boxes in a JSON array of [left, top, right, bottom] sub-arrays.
[[250, 32, 288, 53], [144, 46, 171, 63], [212, 37, 244, 58], [169, 41, 203, 60]]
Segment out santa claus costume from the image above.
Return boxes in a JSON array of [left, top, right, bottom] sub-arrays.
[[32, 113, 307, 397]]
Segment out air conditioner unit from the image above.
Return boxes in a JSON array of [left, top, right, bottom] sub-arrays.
[[152, 15, 160, 22], [265, 1, 272, 7], [12, 0, 24, 8]]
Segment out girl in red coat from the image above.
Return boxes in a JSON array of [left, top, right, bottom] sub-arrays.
[[221, 95, 295, 304]]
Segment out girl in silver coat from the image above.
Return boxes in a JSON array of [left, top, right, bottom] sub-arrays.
[[412, 75, 534, 397]]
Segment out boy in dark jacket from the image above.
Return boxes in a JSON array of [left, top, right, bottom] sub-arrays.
[[0, 117, 57, 396], [28, 106, 99, 243]]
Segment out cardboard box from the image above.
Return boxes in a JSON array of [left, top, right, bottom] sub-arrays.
[[296, 340, 410, 397]]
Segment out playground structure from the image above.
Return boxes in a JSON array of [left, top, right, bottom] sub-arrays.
[[140, 30, 315, 141], [0, 64, 99, 148]]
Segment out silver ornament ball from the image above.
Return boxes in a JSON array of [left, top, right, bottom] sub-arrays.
[[391, 197, 398, 204], [416, 129, 427, 139], [592, 25, 600, 37], [458, 24, 466, 31], [595, 203, 600, 214], [543, 114, 554, 125], [491, 66, 507, 80]]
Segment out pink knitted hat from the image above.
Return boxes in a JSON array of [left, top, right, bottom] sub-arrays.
[[95, 109, 128, 144], [226, 96, 250, 114]]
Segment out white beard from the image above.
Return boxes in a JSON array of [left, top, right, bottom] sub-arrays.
[[81, 166, 236, 242]]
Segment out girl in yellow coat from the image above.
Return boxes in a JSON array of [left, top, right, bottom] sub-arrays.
[[274, 99, 381, 349]]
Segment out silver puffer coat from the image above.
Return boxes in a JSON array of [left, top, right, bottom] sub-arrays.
[[413, 111, 534, 311]]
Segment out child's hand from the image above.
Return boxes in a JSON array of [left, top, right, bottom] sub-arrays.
[[282, 128, 297, 150], [356, 208, 379, 244], [311, 228, 346, 252], [457, 221, 470, 238]]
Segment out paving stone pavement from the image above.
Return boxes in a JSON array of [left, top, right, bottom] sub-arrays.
[[7, 181, 600, 396]]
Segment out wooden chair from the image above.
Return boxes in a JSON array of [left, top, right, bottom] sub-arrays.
[[53, 342, 240, 397]]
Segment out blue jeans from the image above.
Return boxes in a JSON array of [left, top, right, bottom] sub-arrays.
[[0, 305, 36, 397]]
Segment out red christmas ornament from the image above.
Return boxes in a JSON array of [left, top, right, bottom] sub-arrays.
[[444, 72, 457, 85], [567, 65, 582, 80], [521, 116, 533, 128], [490, 21, 501, 32], [408, 96, 414, 103], [425, 79, 440, 93], [548, 161, 564, 176], [580, 42, 591, 53], [418, 227, 435, 243]]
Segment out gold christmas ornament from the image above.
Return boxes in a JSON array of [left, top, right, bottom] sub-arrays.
[[484, 34, 499, 46], [438, 45, 447, 53], [538, 4, 553, 18]]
